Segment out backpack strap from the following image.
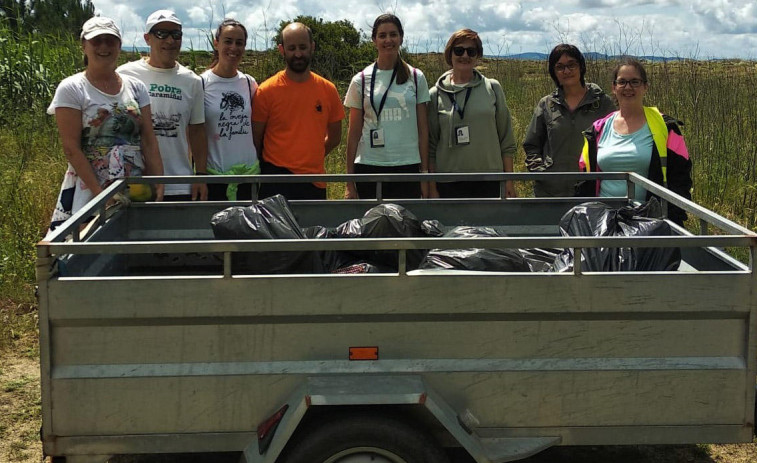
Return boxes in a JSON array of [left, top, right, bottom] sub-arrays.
[[245, 74, 254, 114], [361, 70, 365, 109]]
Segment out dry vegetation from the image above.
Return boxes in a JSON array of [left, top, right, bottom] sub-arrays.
[[1, 299, 41, 463]]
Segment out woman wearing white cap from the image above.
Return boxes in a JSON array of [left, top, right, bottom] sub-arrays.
[[47, 16, 163, 232]]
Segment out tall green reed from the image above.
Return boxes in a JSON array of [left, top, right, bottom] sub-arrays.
[[0, 26, 77, 302], [0, 23, 81, 123]]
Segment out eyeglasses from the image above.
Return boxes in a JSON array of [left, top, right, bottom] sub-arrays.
[[555, 62, 578, 73], [453, 46, 477, 57], [151, 29, 183, 40], [614, 78, 645, 88]]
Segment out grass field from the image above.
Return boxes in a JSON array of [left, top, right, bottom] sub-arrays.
[[1, 27, 757, 463]]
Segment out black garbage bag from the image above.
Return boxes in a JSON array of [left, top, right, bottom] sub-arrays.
[[210, 194, 324, 274], [302, 225, 365, 272], [301, 225, 336, 239], [419, 226, 530, 272], [358, 203, 424, 237], [421, 219, 446, 237], [334, 204, 428, 271], [520, 247, 563, 273], [332, 262, 394, 274], [334, 218, 363, 238], [553, 199, 681, 272]]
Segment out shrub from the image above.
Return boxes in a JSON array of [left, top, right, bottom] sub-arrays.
[[273, 15, 375, 82]]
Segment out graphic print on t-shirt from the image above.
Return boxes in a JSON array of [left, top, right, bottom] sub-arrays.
[[217, 91, 250, 140], [382, 107, 405, 122], [82, 102, 142, 157], [149, 83, 182, 101], [72, 99, 146, 192], [144, 81, 186, 139], [221, 92, 245, 112], [152, 112, 181, 138]]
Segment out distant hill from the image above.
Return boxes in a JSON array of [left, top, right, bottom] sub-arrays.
[[504, 52, 547, 60], [122, 46, 149, 53], [496, 51, 685, 62], [585, 52, 686, 62]]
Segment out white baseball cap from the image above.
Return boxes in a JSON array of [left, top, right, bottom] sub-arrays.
[[80, 16, 122, 41], [145, 10, 182, 32]]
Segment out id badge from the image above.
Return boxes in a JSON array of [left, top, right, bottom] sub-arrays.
[[370, 128, 385, 148], [455, 126, 470, 145]]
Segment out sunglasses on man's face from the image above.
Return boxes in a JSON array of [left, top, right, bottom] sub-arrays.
[[151, 29, 183, 40], [453, 46, 477, 57]]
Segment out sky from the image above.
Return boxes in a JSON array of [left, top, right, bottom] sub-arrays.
[[92, 0, 757, 59]]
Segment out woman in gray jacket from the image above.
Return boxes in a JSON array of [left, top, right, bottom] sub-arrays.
[[523, 44, 614, 197], [428, 29, 517, 198]]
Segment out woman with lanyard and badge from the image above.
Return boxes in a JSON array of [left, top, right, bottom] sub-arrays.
[[344, 13, 431, 199], [428, 29, 517, 198]]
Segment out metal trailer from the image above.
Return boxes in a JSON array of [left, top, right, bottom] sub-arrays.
[[37, 173, 757, 463]]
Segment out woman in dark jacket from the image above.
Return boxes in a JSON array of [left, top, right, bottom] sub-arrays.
[[523, 44, 614, 197]]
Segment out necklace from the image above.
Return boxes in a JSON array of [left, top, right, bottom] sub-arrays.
[[86, 71, 121, 94]]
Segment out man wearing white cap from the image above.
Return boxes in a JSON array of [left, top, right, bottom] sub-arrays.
[[118, 9, 209, 200]]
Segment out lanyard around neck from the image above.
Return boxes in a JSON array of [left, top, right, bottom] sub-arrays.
[[370, 64, 398, 121], [446, 87, 472, 120]]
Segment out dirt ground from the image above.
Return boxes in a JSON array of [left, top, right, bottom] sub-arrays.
[[1, 352, 42, 463], [3, 347, 757, 463]]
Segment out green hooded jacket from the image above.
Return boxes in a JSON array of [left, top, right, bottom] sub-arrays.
[[428, 69, 516, 177], [523, 83, 615, 196]]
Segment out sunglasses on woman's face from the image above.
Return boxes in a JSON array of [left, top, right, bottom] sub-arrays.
[[453, 46, 477, 57]]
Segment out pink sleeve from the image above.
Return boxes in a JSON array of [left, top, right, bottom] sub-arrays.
[[668, 131, 689, 160]]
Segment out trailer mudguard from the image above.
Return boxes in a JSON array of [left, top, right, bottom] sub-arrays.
[[242, 375, 560, 463]]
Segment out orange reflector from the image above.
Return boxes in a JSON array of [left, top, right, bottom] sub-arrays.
[[349, 346, 378, 361]]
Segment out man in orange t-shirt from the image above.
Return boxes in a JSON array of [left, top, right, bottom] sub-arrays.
[[252, 22, 344, 200]]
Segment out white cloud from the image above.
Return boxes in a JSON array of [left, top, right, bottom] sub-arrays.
[[689, 0, 757, 35], [522, 6, 561, 29], [186, 7, 210, 26], [491, 1, 522, 19], [92, 1, 146, 46], [89, 0, 756, 58]]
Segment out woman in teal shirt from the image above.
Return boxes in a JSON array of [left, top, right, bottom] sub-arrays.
[[579, 57, 692, 225], [343, 14, 430, 199]]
